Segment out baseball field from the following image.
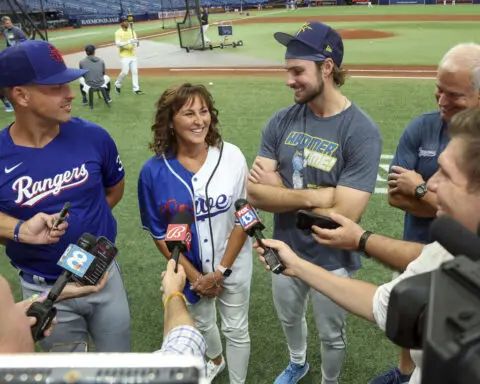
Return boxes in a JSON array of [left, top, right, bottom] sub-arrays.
[[0, 4, 478, 383]]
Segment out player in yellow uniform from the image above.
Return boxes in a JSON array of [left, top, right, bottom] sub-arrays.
[[114, 16, 144, 95]]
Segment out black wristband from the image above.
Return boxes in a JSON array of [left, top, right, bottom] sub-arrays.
[[358, 231, 373, 257]]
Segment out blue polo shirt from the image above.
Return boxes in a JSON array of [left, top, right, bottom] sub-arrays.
[[390, 111, 450, 243]]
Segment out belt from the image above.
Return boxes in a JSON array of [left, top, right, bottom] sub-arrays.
[[20, 271, 57, 286]]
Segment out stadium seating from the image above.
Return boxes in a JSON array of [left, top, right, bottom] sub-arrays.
[[1, 0, 267, 18]]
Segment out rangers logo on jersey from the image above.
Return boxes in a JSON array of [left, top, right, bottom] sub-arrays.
[[12, 164, 89, 207]]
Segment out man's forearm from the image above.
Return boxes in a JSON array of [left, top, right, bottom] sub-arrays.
[[0, 212, 20, 242], [163, 295, 194, 336], [295, 259, 377, 322], [247, 182, 334, 213], [364, 234, 424, 271], [388, 192, 437, 218]]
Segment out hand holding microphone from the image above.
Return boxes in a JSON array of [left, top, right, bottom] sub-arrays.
[[253, 238, 302, 277], [164, 211, 223, 297], [161, 259, 187, 302], [234, 198, 285, 274], [26, 233, 102, 342]]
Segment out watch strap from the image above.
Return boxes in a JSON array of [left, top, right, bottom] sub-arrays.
[[358, 231, 373, 258], [415, 182, 428, 200]]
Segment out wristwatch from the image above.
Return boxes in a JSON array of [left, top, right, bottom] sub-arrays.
[[216, 265, 232, 277], [414, 182, 428, 200]]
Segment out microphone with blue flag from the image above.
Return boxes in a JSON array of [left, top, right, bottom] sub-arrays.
[[27, 233, 97, 341]]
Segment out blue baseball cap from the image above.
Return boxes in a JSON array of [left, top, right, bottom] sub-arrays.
[[120, 16, 128, 22], [274, 21, 344, 67], [0, 40, 88, 87]]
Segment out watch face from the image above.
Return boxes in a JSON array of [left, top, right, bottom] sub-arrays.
[[415, 184, 427, 198], [224, 269, 232, 277]]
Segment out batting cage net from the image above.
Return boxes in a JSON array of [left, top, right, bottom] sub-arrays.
[[176, 0, 204, 51]]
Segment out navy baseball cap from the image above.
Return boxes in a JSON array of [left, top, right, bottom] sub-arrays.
[[274, 21, 344, 67], [85, 44, 96, 54], [120, 16, 128, 22], [0, 40, 87, 87]]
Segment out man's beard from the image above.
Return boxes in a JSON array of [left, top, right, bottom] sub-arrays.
[[294, 79, 324, 105]]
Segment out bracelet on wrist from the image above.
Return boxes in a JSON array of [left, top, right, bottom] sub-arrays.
[[14, 220, 25, 243], [163, 291, 187, 308], [358, 230, 373, 258]]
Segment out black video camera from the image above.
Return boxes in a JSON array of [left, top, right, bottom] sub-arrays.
[[385, 216, 480, 384]]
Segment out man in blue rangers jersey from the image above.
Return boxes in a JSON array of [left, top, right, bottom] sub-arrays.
[[0, 40, 131, 353]]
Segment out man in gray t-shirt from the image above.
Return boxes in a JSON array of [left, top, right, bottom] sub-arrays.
[[78, 44, 112, 105], [248, 21, 382, 384]]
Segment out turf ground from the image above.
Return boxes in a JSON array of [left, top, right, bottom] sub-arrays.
[[0, 4, 471, 383]]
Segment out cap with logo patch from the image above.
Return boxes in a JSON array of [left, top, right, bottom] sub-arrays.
[[0, 40, 88, 87], [274, 21, 344, 67]]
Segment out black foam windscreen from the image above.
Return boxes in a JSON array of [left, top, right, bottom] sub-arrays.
[[171, 210, 193, 225]]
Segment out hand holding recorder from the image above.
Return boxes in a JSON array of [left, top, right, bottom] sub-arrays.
[[16, 207, 69, 245], [302, 211, 367, 252]]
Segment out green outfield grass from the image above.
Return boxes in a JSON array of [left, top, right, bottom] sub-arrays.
[[153, 19, 480, 65], [0, 75, 438, 383]]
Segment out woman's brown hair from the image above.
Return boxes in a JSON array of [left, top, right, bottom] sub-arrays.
[[149, 83, 222, 157]]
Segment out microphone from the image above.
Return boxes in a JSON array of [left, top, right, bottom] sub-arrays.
[[429, 215, 480, 261], [71, 235, 118, 286], [165, 211, 193, 272], [234, 199, 285, 274], [26, 233, 97, 342]]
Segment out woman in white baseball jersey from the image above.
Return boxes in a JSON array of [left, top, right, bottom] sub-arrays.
[[138, 83, 252, 384]]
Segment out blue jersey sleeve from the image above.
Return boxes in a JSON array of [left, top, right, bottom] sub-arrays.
[[99, 130, 125, 188], [390, 117, 422, 171], [138, 164, 166, 239]]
